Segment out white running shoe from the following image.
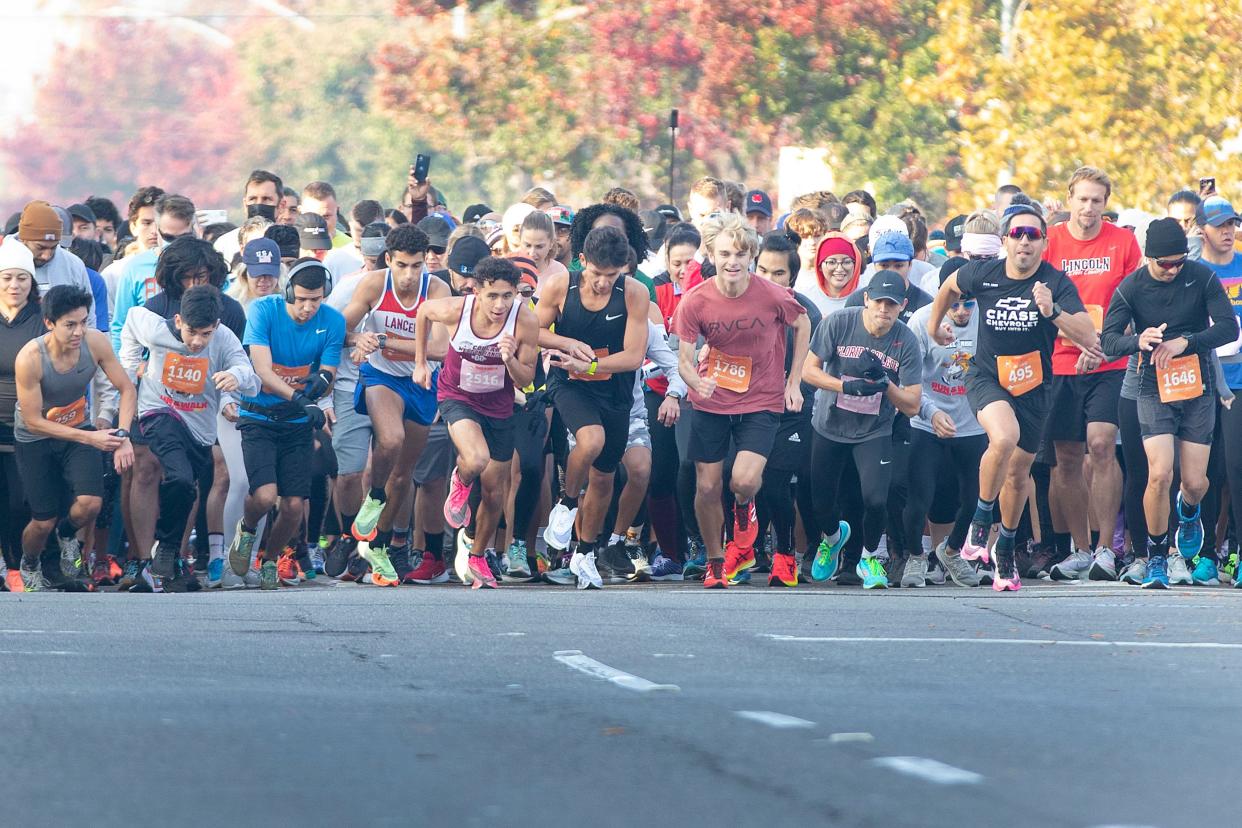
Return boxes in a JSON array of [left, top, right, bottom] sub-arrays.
[[220, 566, 260, 589], [1168, 554, 1192, 585], [569, 549, 602, 590], [1087, 547, 1117, 581], [543, 503, 578, 551], [1119, 558, 1146, 585], [454, 531, 474, 585], [1050, 549, 1091, 581]]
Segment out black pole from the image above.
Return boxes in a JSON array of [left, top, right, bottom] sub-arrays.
[[668, 109, 679, 205]]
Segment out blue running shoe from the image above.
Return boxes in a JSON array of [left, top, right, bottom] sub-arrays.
[[812, 521, 850, 581], [1175, 494, 1203, 559], [857, 556, 888, 589], [1191, 556, 1219, 586], [206, 557, 223, 589], [1142, 555, 1169, 589], [730, 569, 752, 585], [682, 538, 707, 579], [650, 553, 684, 581]]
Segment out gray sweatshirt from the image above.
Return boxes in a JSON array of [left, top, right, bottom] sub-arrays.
[[908, 303, 984, 438]]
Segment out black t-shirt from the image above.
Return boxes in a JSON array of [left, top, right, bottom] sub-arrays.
[[844, 279, 932, 325], [0, 302, 46, 434], [954, 259, 1084, 385]]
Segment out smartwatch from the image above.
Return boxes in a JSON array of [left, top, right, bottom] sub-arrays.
[[1047, 302, 1062, 321], [587, 358, 598, 376], [376, 333, 388, 350], [113, 428, 130, 440]]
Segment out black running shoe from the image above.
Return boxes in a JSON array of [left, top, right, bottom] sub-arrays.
[[343, 552, 370, 583], [325, 536, 356, 579], [602, 541, 634, 582], [151, 543, 179, 580], [836, 564, 863, 587], [389, 546, 414, 582], [128, 561, 155, 593]]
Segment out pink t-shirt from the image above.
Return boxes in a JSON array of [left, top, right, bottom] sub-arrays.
[[672, 275, 806, 415]]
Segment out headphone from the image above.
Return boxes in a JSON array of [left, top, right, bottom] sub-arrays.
[[284, 259, 333, 303]]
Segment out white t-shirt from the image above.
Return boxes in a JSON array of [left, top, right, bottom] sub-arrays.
[[324, 245, 363, 284]]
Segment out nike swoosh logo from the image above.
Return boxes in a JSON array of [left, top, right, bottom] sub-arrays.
[[316, 329, 327, 334], [879, 460, 891, 465], [605, 314, 624, 321]]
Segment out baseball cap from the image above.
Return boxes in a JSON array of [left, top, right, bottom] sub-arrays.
[[296, 212, 332, 250], [360, 222, 389, 258], [462, 203, 492, 224], [18, 201, 62, 244], [869, 231, 915, 262], [869, 214, 908, 239], [264, 224, 301, 258], [447, 235, 490, 277], [52, 206, 73, 247], [655, 204, 682, 222], [1001, 203, 1044, 233], [640, 209, 667, 250], [865, 270, 907, 304], [416, 215, 452, 250], [68, 203, 97, 224], [744, 190, 773, 218], [1196, 195, 1240, 228], [944, 214, 966, 252], [4, 212, 21, 236], [546, 205, 575, 227], [503, 203, 536, 231], [243, 238, 282, 278]]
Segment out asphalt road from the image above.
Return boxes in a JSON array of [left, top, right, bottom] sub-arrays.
[[3, 579, 1240, 828]]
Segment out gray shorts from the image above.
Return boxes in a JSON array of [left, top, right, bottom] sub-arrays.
[[566, 412, 651, 453], [413, 421, 452, 485], [1137, 393, 1215, 445], [331, 384, 371, 476]]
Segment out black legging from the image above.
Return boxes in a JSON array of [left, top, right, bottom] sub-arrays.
[[755, 465, 796, 555], [811, 432, 892, 554], [0, 450, 26, 570], [884, 418, 912, 557], [1220, 396, 1242, 547], [901, 429, 987, 556], [510, 406, 549, 537]]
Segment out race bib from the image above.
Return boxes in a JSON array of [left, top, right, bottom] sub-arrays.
[[835, 375, 882, 415], [272, 363, 309, 388], [1157, 353, 1203, 403], [1058, 304, 1104, 341], [705, 348, 752, 393], [46, 396, 87, 428], [461, 361, 506, 393], [162, 352, 208, 395], [997, 351, 1042, 397], [571, 348, 612, 382], [381, 333, 415, 363]]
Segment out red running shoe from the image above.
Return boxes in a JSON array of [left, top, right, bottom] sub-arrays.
[[768, 552, 798, 587], [724, 541, 756, 582], [703, 559, 728, 589], [404, 552, 449, 584], [733, 501, 758, 550]]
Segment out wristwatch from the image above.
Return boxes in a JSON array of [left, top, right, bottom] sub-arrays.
[[114, 428, 130, 440], [587, 358, 598, 376], [376, 333, 388, 350], [1047, 302, 1062, 321]]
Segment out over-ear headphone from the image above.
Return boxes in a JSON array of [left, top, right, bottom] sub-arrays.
[[285, 259, 333, 303]]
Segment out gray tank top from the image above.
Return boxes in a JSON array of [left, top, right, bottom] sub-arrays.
[[13, 335, 98, 443]]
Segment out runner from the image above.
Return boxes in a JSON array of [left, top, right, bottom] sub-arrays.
[[1041, 167, 1142, 582], [341, 224, 450, 585], [1099, 218, 1238, 588], [673, 212, 809, 589], [412, 256, 539, 589], [536, 225, 650, 589], [229, 260, 345, 590], [12, 286, 136, 591], [927, 204, 1102, 591]]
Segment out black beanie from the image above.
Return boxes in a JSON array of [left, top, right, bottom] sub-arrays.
[[1144, 217, 1188, 259]]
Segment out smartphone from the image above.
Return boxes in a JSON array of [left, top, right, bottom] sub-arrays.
[[413, 153, 431, 183], [1199, 177, 1216, 197]]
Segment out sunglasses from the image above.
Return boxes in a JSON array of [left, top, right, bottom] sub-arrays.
[[518, 287, 535, 298], [1154, 256, 1187, 270], [159, 230, 189, 243], [951, 299, 977, 309], [428, 245, 446, 256], [1006, 226, 1045, 241]]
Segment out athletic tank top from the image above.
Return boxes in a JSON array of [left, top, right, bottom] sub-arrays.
[[547, 271, 633, 412], [439, 295, 522, 419], [13, 335, 98, 443], [365, 269, 430, 377]]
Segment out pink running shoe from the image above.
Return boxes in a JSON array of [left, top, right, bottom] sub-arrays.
[[960, 521, 991, 564], [468, 554, 497, 589], [443, 470, 474, 530]]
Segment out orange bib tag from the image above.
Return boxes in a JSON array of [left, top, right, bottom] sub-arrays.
[[705, 348, 753, 393], [1059, 304, 1104, 341], [272, 363, 309, 388], [381, 333, 414, 362], [997, 351, 1042, 397], [1157, 354, 1203, 403], [46, 396, 87, 428], [162, 353, 208, 395], [571, 348, 612, 382]]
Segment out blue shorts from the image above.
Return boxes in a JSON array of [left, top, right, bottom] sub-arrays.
[[356, 362, 439, 427]]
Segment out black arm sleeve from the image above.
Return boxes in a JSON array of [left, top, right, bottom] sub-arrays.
[[1100, 282, 1139, 358]]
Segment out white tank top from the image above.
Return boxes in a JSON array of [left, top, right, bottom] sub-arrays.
[[365, 269, 430, 376]]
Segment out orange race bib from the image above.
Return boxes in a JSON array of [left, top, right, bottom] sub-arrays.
[[571, 348, 612, 382], [1059, 304, 1104, 341], [162, 352, 208, 395], [46, 396, 87, 428], [381, 333, 415, 363], [705, 348, 753, 393], [272, 363, 310, 388], [997, 351, 1042, 397], [1157, 354, 1203, 403]]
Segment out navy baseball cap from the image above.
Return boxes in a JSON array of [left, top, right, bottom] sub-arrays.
[[944, 214, 966, 252], [447, 235, 490, 277], [243, 238, 282, 277], [745, 190, 773, 218], [865, 270, 907, 304], [264, 224, 300, 259]]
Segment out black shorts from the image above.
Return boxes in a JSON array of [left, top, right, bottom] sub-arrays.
[[964, 371, 1049, 455], [440, 398, 515, 463], [688, 409, 780, 464], [768, 410, 812, 472], [1137, 393, 1216, 445], [14, 433, 104, 520], [239, 418, 313, 497], [413, 422, 452, 485], [511, 407, 549, 471], [549, 383, 628, 473], [1045, 371, 1123, 442]]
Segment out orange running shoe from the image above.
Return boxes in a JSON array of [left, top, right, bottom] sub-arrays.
[[733, 501, 758, 550], [276, 551, 300, 587], [768, 552, 798, 587], [703, 559, 728, 589], [724, 541, 756, 582], [5, 568, 24, 592]]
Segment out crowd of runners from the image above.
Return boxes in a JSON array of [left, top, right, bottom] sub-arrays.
[[1, 165, 1239, 593]]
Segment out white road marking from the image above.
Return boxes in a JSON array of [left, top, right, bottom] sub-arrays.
[[0, 650, 78, 656], [828, 732, 874, 743], [760, 634, 1242, 649], [735, 710, 815, 729], [553, 650, 680, 693], [871, 756, 983, 785], [0, 629, 84, 634], [496, 632, 526, 636], [651, 653, 695, 658]]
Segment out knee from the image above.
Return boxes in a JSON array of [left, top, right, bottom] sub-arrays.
[[625, 460, 651, 490], [1147, 464, 1174, 490], [376, 432, 402, 459], [1182, 471, 1210, 499], [730, 472, 762, 501], [1086, 437, 1115, 465], [249, 487, 278, 512], [279, 496, 305, 515], [74, 495, 103, 520], [696, 476, 722, 501], [28, 517, 55, 535], [989, 432, 1018, 457], [459, 452, 489, 481], [134, 455, 161, 486], [574, 428, 605, 460]]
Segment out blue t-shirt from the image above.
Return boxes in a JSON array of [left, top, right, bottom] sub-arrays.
[[86, 267, 109, 332], [240, 294, 346, 421], [109, 248, 159, 351], [1203, 253, 1242, 389]]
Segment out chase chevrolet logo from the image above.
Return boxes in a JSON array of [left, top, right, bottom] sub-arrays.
[[986, 296, 1039, 331]]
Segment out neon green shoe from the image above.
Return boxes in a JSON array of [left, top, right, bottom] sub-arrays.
[[359, 542, 399, 586], [351, 495, 385, 541], [857, 556, 888, 589], [1221, 550, 1238, 584]]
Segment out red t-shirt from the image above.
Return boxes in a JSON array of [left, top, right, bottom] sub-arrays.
[[671, 275, 806, 415], [1043, 221, 1142, 374]]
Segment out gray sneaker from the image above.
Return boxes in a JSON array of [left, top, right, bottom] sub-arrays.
[[1168, 553, 1192, 585], [1050, 549, 1091, 581], [57, 533, 83, 578], [935, 540, 981, 588], [1087, 547, 1117, 581], [1119, 557, 1146, 585], [21, 565, 51, 592], [900, 554, 928, 588]]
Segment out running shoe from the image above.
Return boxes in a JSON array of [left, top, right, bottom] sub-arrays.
[[569, 548, 603, 590], [352, 494, 385, 542], [277, 551, 301, 587], [325, 536, 356, 579], [454, 531, 474, 585], [535, 545, 551, 576], [960, 521, 991, 564], [227, 521, 256, 577], [992, 542, 1021, 592], [1025, 544, 1056, 579], [599, 542, 632, 584], [309, 540, 327, 575], [1191, 556, 1219, 586], [20, 566, 49, 592], [544, 554, 576, 585], [1050, 549, 1090, 581], [443, 470, 474, 530], [1142, 555, 1169, 589], [682, 538, 707, 580], [206, 558, 224, 588], [485, 548, 504, 580], [1175, 494, 1204, 559], [57, 533, 83, 579], [468, 555, 498, 589], [1119, 558, 1147, 585], [703, 559, 727, 589], [220, 564, 257, 589], [900, 555, 928, 588], [259, 560, 279, 590], [768, 552, 798, 587], [925, 562, 947, 585], [5, 567, 24, 593], [1087, 547, 1117, 581], [342, 552, 370, 583], [118, 558, 142, 590], [150, 542, 179, 580], [835, 564, 863, 587], [1221, 549, 1238, 584], [1168, 553, 1192, 585], [934, 541, 981, 587], [857, 557, 888, 589], [543, 502, 577, 551], [91, 556, 116, 587], [812, 521, 850, 581], [401, 552, 445, 584], [724, 541, 756, 581], [389, 546, 415, 583], [884, 553, 907, 588], [504, 540, 532, 580], [129, 561, 160, 593], [626, 544, 652, 582], [359, 542, 399, 587], [973, 561, 994, 586], [650, 553, 684, 581], [733, 500, 758, 550]]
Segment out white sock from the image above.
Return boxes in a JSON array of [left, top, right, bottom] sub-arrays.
[[208, 533, 224, 562], [825, 529, 841, 546], [608, 533, 624, 546]]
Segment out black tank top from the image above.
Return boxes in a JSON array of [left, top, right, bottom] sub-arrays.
[[548, 271, 633, 412]]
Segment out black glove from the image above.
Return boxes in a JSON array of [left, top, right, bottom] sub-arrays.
[[841, 378, 889, 396], [302, 369, 333, 400], [858, 349, 888, 382], [301, 401, 326, 430]]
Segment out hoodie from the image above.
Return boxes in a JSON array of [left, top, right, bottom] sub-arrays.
[[793, 232, 862, 317]]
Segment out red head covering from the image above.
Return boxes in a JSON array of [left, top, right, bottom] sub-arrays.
[[815, 234, 861, 298]]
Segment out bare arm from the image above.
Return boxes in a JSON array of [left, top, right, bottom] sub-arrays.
[[382, 275, 451, 361], [885, 382, 923, 418], [342, 271, 384, 348], [593, 280, 650, 374], [248, 344, 298, 401], [801, 349, 844, 394], [504, 305, 540, 388], [534, 272, 595, 361]]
